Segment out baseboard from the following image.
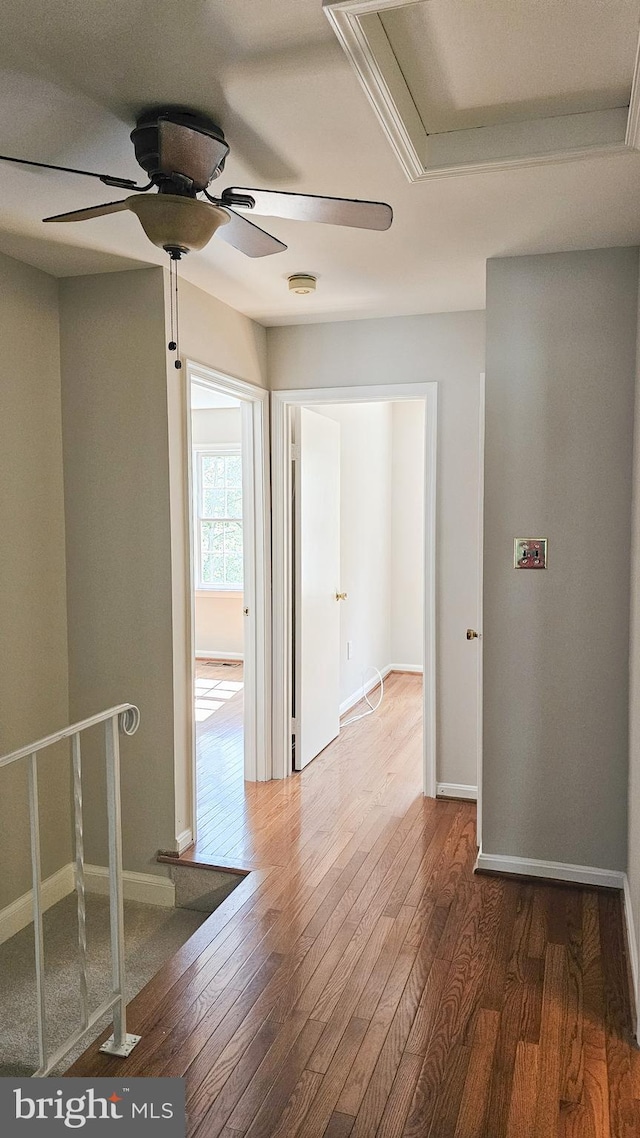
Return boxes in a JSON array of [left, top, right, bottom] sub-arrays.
[[437, 783, 478, 801], [176, 828, 194, 855], [623, 874, 639, 1040], [340, 665, 392, 717], [84, 865, 175, 908], [340, 664, 425, 717], [475, 848, 625, 890], [195, 650, 244, 661], [0, 861, 176, 946], [0, 862, 75, 947]]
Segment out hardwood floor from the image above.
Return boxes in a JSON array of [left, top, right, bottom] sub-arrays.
[[67, 673, 639, 1136], [192, 660, 246, 870]]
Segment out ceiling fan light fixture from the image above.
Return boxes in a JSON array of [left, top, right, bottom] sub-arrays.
[[127, 193, 229, 254], [288, 273, 317, 295], [20, 106, 392, 261]]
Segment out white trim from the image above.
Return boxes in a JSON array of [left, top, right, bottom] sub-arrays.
[[195, 650, 244, 661], [271, 381, 437, 799], [176, 828, 194, 856], [185, 362, 272, 829], [423, 389, 437, 798], [475, 849, 625, 891], [192, 443, 241, 454], [626, 33, 640, 150], [324, 0, 425, 182], [340, 664, 393, 716], [195, 590, 243, 599], [0, 863, 75, 946], [437, 783, 478, 801], [340, 664, 424, 715], [475, 372, 485, 849], [84, 865, 175, 908], [324, 0, 639, 181], [271, 393, 292, 781], [623, 874, 640, 1041]]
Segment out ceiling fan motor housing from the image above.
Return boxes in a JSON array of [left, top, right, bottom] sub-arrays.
[[130, 108, 229, 193]]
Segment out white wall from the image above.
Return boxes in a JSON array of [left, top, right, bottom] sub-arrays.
[[268, 311, 483, 789], [391, 401, 425, 667], [191, 407, 244, 659], [484, 248, 637, 873], [191, 408, 242, 447], [0, 252, 71, 909], [315, 400, 425, 709]]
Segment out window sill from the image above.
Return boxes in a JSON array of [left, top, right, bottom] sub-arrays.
[[195, 589, 243, 601]]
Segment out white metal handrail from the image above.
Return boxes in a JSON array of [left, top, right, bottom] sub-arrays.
[[0, 703, 141, 1076]]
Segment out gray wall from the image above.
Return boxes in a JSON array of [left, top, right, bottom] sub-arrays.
[[176, 276, 267, 387], [0, 252, 71, 908], [59, 267, 176, 877], [268, 311, 485, 789], [484, 248, 638, 871]]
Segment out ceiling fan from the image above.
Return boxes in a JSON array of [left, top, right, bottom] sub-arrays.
[[0, 107, 393, 260]]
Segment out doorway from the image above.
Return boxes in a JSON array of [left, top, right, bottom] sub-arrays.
[[293, 400, 427, 773], [191, 380, 246, 843], [185, 363, 271, 853], [272, 383, 437, 794]]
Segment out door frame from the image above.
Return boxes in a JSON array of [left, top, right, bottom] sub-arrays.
[[271, 382, 438, 795], [475, 373, 485, 847], [185, 361, 272, 837]]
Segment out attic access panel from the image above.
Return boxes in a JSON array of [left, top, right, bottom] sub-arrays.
[[324, 0, 640, 180]]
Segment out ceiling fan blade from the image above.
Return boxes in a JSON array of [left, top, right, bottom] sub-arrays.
[[0, 152, 141, 189], [217, 207, 287, 257], [43, 200, 131, 223], [222, 187, 393, 231]]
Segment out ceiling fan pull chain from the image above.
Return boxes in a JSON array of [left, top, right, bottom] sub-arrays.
[[174, 257, 182, 370], [168, 256, 177, 355]]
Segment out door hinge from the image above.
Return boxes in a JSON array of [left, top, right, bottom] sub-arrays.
[[291, 717, 298, 734], [290, 443, 300, 462]]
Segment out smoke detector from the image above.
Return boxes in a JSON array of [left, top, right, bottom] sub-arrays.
[[288, 273, 317, 295]]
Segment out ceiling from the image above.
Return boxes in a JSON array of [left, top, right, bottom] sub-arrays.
[[379, 0, 638, 133], [191, 382, 240, 410], [1, 0, 640, 326]]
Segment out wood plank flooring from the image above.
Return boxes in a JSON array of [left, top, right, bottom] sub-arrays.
[[192, 660, 246, 868], [66, 673, 639, 1136]]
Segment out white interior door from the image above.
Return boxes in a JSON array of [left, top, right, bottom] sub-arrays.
[[293, 406, 341, 770]]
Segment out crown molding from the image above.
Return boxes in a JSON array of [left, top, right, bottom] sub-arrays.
[[324, 0, 640, 180]]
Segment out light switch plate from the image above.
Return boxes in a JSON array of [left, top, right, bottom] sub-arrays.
[[514, 538, 547, 569]]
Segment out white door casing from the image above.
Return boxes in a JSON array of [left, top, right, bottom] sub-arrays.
[[475, 373, 485, 847], [271, 382, 438, 795], [184, 362, 271, 849], [293, 407, 341, 769]]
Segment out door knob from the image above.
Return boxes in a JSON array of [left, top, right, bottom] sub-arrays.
[[466, 629, 479, 640], [335, 592, 348, 601]]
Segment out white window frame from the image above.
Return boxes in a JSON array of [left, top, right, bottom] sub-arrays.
[[193, 444, 244, 595]]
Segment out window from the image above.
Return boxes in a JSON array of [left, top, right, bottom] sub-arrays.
[[194, 449, 243, 591]]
